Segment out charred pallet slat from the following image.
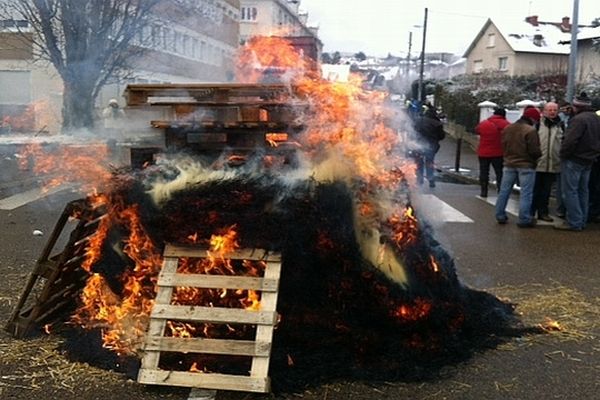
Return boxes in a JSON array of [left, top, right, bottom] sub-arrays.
[[125, 83, 296, 107], [124, 83, 306, 163], [138, 244, 282, 393], [5, 199, 106, 338]]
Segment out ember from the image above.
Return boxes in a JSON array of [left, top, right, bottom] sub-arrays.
[[8, 35, 524, 393]]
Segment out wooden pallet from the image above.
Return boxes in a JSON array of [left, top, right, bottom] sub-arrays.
[[125, 83, 298, 107], [5, 199, 106, 338], [138, 244, 282, 393]]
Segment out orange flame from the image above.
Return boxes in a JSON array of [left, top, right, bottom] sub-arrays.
[[236, 36, 311, 83], [18, 143, 113, 193], [73, 195, 163, 354], [539, 317, 562, 332]]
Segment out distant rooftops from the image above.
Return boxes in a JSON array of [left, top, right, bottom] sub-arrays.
[[464, 15, 595, 57]]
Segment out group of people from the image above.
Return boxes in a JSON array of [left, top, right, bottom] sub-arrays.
[[476, 93, 600, 231]]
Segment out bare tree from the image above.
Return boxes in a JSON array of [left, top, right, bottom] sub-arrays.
[[0, 0, 160, 132]]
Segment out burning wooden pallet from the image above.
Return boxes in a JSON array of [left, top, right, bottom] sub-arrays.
[[138, 244, 282, 393], [124, 83, 296, 107], [5, 198, 106, 338]]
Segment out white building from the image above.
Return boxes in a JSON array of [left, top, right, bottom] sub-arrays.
[[239, 0, 321, 60], [0, 1, 241, 134]]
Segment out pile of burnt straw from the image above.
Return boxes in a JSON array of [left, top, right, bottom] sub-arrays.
[[63, 170, 529, 392]]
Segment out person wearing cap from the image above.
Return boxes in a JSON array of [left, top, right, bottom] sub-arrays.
[[475, 107, 510, 197], [531, 102, 564, 222], [412, 104, 447, 188], [494, 106, 542, 227], [102, 98, 126, 135], [556, 92, 600, 231]]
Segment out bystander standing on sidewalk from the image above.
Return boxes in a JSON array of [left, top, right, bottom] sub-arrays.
[[412, 104, 447, 188], [531, 102, 564, 222], [495, 107, 541, 227], [475, 107, 509, 197], [555, 93, 600, 231]]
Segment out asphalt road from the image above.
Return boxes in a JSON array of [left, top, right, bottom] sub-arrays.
[[0, 148, 599, 400]]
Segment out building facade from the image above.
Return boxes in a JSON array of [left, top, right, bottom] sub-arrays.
[[463, 17, 573, 77], [99, 0, 241, 107], [239, 0, 321, 60], [573, 27, 600, 83], [0, 1, 242, 134]]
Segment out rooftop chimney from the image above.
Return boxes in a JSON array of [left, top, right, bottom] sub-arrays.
[[561, 16, 571, 32], [525, 15, 539, 26]]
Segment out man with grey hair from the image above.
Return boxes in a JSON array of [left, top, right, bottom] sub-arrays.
[[555, 93, 600, 231], [531, 102, 564, 221]]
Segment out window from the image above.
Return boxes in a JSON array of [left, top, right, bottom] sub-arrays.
[[498, 57, 508, 71], [173, 32, 181, 53], [241, 6, 257, 21], [182, 35, 190, 56], [192, 38, 199, 58], [0, 71, 31, 104], [151, 25, 160, 47], [473, 60, 483, 74], [0, 19, 30, 29], [487, 33, 495, 47]]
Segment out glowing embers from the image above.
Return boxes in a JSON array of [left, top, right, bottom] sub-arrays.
[[265, 132, 288, 147], [388, 206, 420, 249], [138, 244, 282, 393]]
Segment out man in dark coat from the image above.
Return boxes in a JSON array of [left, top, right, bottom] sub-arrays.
[[555, 93, 600, 231], [494, 107, 542, 227], [413, 105, 446, 188]]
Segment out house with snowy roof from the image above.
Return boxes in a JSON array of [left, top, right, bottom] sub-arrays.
[[561, 25, 600, 83], [463, 15, 586, 76]]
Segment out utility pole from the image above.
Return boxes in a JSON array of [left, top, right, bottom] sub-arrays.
[[406, 31, 412, 77], [418, 7, 428, 103], [566, 0, 579, 102]]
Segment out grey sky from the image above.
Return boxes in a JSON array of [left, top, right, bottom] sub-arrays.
[[299, 0, 600, 57]]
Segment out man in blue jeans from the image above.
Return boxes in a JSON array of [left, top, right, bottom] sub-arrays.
[[495, 107, 542, 227], [555, 93, 600, 231]]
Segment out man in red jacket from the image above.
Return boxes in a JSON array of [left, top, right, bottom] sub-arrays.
[[475, 107, 510, 197]]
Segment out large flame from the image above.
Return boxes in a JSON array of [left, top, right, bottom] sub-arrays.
[[72, 196, 163, 354], [33, 35, 437, 358]]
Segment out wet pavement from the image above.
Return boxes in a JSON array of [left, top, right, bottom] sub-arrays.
[[1, 140, 599, 400]]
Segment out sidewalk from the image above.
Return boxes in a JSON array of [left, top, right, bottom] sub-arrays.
[[436, 135, 480, 185]]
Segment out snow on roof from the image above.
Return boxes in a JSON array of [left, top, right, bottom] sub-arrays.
[[566, 26, 600, 42], [450, 58, 466, 66], [493, 18, 571, 54]]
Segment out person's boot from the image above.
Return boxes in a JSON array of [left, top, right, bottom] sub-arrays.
[[480, 182, 488, 197]]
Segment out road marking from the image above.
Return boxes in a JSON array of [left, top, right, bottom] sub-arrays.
[[0, 184, 73, 210], [188, 388, 216, 400], [419, 194, 474, 223], [476, 195, 555, 225], [477, 195, 519, 216]]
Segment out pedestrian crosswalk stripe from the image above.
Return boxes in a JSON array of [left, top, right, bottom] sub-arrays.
[[419, 194, 474, 223], [476, 195, 555, 225], [0, 184, 73, 210]]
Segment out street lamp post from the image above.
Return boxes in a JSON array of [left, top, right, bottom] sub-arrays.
[[566, 0, 579, 102], [406, 31, 413, 77], [417, 7, 428, 103]]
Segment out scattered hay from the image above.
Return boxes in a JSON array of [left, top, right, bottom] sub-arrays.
[[488, 282, 600, 346], [0, 335, 124, 393]]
